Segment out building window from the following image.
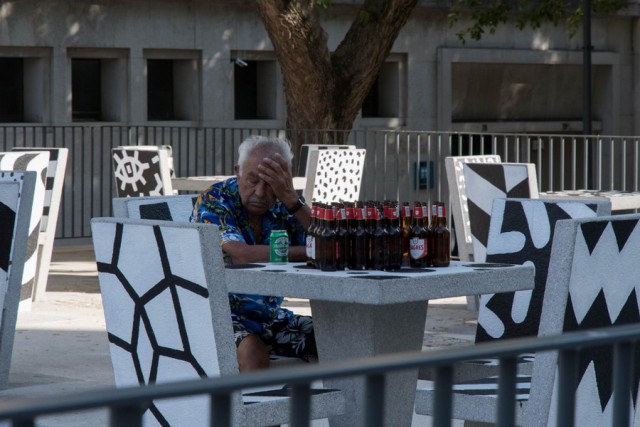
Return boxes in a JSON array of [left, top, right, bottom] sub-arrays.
[[0, 58, 24, 122], [362, 62, 400, 118], [234, 60, 277, 120], [72, 58, 102, 121], [147, 59, 175, 121]]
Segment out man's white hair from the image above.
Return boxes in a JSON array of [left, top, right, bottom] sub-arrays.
[[237, 135, 294, 176]]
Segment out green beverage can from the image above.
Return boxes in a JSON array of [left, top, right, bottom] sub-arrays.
[[270, 230, 289, 264]]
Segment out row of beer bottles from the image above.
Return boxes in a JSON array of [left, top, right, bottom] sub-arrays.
[[305, 200, 450, 272]]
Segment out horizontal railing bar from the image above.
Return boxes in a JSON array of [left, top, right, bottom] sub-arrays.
[[0, 323, 637, 421]]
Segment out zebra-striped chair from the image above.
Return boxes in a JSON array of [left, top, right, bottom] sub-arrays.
[[0, 171, 37, 386]]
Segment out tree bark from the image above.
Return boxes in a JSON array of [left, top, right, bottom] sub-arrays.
[[255, 0, 417, 154]]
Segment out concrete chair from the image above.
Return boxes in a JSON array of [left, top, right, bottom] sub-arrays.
[[0, 152, 49, 311], [11, 147, 69, 301], [415, 207, 640, 426], [91, 218, 344, 426], [296, 144, 355, 177], [112, 194, 197, 221], [112, 146, 174, 197], [445, 155, 501, 311], [303, 148, 366, 204], [0, 171, 37, 387]]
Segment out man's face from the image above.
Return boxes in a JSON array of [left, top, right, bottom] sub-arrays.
[[235, 150, 277, 217]]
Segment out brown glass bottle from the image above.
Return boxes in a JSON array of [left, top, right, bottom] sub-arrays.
[[409, 202, 430, 268], [385, 201, 403, 271], [431, 202, 451, 267], [371, 202, 388, 270], [319, 204, 337, 271], [335, 203, 349, 270], [400, 201, 412, 267], [306, 202, 317, 268], [314, 204, 326, 270], [349, 202, 368, 270], [365, 201, 377, 269], [427, 202, 438, 267]]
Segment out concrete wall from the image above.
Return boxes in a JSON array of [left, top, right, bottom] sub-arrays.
[[0, 0, 638, 135]]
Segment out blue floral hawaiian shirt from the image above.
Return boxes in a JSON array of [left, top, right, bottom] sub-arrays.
[[190, 177, 306, 333]]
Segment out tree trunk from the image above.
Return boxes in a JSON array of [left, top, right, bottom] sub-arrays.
[[255, 0, 417, 155]]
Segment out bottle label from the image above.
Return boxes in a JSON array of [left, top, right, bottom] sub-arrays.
[[410, 238, 428, 259], [306, 235, 315, 259]]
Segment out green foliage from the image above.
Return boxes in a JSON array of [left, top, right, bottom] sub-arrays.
[[448, 0, 629, 43]]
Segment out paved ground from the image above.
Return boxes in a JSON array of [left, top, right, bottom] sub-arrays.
[[0, 245, 477, 426]]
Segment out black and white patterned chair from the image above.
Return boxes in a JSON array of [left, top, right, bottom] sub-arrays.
[[296, 144, 355, 177], [11, 147, 69, 301], [91, 218, 343, 426], [415, 205, 640, 426], [112, 146, 175, 197], [303, 148, 366, 204], [0, 152, 48, 310], [112, 194, 197, 221], [0, 171, 37, 387], [445, 155, 502, 310]]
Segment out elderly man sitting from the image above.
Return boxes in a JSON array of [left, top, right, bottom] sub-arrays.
[[191, 135, 315, 372]]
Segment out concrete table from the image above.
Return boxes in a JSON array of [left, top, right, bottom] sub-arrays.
[[224, 261, 535, 427], [540, 189, 640, 211]]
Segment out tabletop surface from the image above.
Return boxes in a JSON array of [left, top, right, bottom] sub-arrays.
[[540, 189, 640, 210], [224, 261, 535, 305]]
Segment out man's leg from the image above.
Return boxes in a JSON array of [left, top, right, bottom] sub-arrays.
[[237, 335, 270, 372]]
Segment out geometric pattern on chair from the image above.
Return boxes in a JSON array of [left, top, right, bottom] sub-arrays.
[[11, 147, 69, 300], [477, 198, 611, 343], [0, 151, 49, 309], [0, 171, 36, 386], [304, 148, 366, 204], [112, 194, 197, 222], [445, 155, 501, 262], [91, 218, 343, 426], [463, 162, 539, 263], [112, 146, 174, 197], [416, 213, 640, 426]]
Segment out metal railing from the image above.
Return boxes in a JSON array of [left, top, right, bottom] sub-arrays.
[[2, 125, 640, 240], [0, 323, 637, 427]]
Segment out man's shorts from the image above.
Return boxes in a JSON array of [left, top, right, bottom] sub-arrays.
[[232, 313, 318, 362]]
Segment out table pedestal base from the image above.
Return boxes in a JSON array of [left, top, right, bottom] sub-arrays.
[[310, 300, 428, 427]]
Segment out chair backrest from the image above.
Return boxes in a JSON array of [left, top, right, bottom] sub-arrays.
[[112, 146, 174, 197], [112, 194, 197, 221], [0, 171, 37, 386], [296, 144, 355, 177], [91, 218, 240, 425], [303, 148, 366, 204], [463, 162, 539, 262], [445, 155, 502, 261], [11, 147, 69, 300], [476, 198, 611, 344], [0, 152, 48, 309], [524, 214, 640, 427]]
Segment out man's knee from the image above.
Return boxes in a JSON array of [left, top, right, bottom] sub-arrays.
[[237, 335, 270, 372]]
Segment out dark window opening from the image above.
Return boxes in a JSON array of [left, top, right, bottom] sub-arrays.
[[234, 61, 258, 119], [72, 59, 102, 121], [361, 77, 380, 118], [0, 58, 24, 122], [148, 59, 175, 121]]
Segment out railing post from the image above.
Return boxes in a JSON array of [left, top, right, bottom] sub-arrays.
[[556, 349, 578, 427], [612, 341, 633, 427], [12, 419, 35, 427], [210, 392, 232, 427], [110, 404, 143, 427], [496, 356, 517, 427], [433, 365, 453, 427], [290, 383, 311, 427], [364, 374, 385, 427]]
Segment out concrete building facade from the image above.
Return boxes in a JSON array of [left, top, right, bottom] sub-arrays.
[[1, 0, 640, 136]]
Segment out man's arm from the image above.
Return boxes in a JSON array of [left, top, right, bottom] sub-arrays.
[[222, 241, 307, 264]]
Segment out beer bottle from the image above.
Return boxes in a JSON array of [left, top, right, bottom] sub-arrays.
[[400, 201, 412, 266], [319, 204, 337, 271], [335, 203, 349, 270], [428, 202, 438, 267], [371, 202, 388, 270], [349, 201, 368, 270], [385, 201, 403, 271], [314, 204, 326, 270], [365, 201, 377, 269], [306, 202, 317, 268], [432, 202, 451, 267], [410, 201, 430, 268]]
